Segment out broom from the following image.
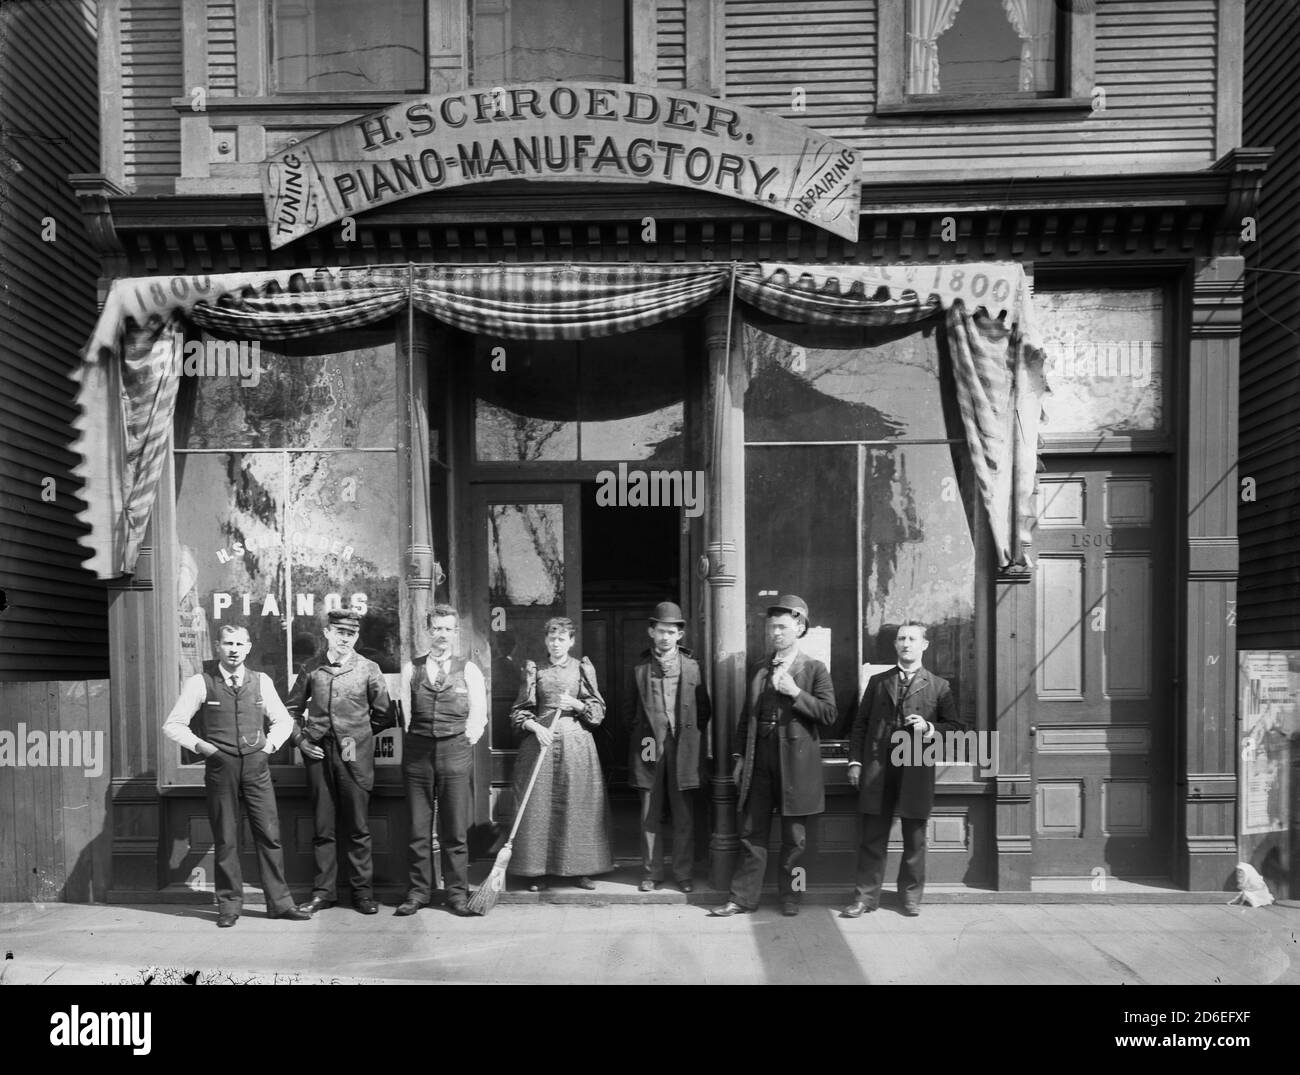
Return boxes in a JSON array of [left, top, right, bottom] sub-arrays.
[[466, 708, 558, 916]]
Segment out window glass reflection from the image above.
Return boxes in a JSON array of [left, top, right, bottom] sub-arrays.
[[273, 0, 426, 93], [862, 445, 977, 729], [288, 453, 401, 673], [1036, 288, 1165, 437], [473, 0, 627, 83], [744, 321, 947, 442], [474, 330, 686, 462], [181, 334, 397, 450], [746, 445, 858, 731], [488, 503, 566, 606]]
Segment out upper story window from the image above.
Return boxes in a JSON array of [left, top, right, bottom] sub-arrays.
[[909, 0, 1057, 96], [271, 0, 428, 93], [471, 0, 627, 84], [878, 0, 1092, 114]]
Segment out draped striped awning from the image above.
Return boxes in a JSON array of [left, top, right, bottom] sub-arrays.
[[71, 261, 1044, 578]]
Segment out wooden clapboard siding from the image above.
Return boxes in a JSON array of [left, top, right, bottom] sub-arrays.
[[1238, 0, 1300, 649], [721, 0, 1220, 179], [0, 0, 108, 683], [725, 0, 873, 143], [122, 0, 183, 186], [207, 0, 237, 96], [0, 681, 112, 902], [658, 0, 686, 88]]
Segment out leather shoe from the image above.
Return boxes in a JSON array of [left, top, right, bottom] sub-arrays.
[[216, 912, 239, 928], [638, 878, 658, 893], [711, 901, 750, 917], [840, 900, 877, 918], [781, 901, 800, 917], [574, 876, 596, 890], [268, 906, 311, 921], [394, 900, 424, 917], [901, 904, 921, 917], [677, 879, 694, 893], [446, 902, 472, 917], [297, 896, 335, 914], [353, 897, 379, 915]]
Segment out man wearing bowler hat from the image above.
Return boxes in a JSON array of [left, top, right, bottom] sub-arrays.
[[287, 609, 396, 915], [713, 595, 836, 917], [623, 601, 712, 893]]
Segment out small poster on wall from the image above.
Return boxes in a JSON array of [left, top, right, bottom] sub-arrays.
[[1238, 651, 1300, 835]]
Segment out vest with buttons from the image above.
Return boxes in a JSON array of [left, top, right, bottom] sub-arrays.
[[200, 664, 266, 756], [410, 654, 470, 738]]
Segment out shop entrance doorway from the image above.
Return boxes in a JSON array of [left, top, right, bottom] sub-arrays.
[[468, 480, 685, 866]]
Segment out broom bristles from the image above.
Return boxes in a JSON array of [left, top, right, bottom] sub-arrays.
[[466, 843, 512, 916]]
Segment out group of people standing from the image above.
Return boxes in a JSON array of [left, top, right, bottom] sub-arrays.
[[163, 595, 968, 927]]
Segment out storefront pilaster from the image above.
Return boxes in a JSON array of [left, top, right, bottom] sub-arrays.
[[994, 564, 1034, 891], [1181, 254, 1244, 890]]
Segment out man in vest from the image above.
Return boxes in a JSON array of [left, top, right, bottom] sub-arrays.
[[289, 609, 396, 915], [842, 621, 966, 917], [162, 625, 311, 927], [395, 604, 486, 917], [623, 601, 712, 893], [713, 595, 837, 917]]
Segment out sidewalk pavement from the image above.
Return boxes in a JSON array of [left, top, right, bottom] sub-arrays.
[[3, 895, 1298, 985]]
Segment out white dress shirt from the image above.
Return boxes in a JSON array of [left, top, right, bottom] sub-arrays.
[[162, 665, 294, 754]]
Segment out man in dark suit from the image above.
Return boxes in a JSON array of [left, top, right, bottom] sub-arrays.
[[287, 609, 396, 915], [623, 601, 712, 893], [713, 595, 837, 917], [842, 621, 968, 917]]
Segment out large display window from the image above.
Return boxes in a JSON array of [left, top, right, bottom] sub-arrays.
[[743, 317, 983, 741], [160, 327, 404, 786]]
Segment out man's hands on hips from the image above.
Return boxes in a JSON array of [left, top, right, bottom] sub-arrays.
[[194, 740, 218, 758]]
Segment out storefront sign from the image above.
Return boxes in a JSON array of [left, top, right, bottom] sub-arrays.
[[261, 83, 862, 248]]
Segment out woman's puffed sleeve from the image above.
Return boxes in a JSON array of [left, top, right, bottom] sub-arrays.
[[577, 656, 606, 727], [510, 660, 539, 731]]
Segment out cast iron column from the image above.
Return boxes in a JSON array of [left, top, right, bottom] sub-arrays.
[[705, 295, 747, 891]]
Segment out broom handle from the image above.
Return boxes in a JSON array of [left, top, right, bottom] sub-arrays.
[[502, 707, 560, 847]]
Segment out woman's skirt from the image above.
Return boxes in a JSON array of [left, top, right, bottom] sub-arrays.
[[508, 727, 614, 877]]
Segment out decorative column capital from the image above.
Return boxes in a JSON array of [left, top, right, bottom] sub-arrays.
[[1191, 256, 1245, 337]]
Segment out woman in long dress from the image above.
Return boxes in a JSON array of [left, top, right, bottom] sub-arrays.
[[508, 617, 614, 890]]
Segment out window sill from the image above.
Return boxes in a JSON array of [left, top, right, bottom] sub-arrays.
[[170, 94, 416, 115], [874, 95, 1095, 119]]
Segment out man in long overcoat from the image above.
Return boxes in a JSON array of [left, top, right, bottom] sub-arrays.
[[624, 602, 712, 892], [713, 595, 836, 917]]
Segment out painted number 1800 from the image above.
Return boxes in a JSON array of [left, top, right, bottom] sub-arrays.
[[1069, 532, 1115, 548]]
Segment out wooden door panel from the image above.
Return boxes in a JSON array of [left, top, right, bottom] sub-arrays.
[[1029, 458, 1173, 879]]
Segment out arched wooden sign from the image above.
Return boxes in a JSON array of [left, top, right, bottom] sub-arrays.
[[261, 83, 861, 249]]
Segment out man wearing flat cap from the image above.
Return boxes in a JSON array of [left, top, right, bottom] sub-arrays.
[[713, 595, 837, 917], [623, 601, 712, 893], [287, 609, 396, 915]]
